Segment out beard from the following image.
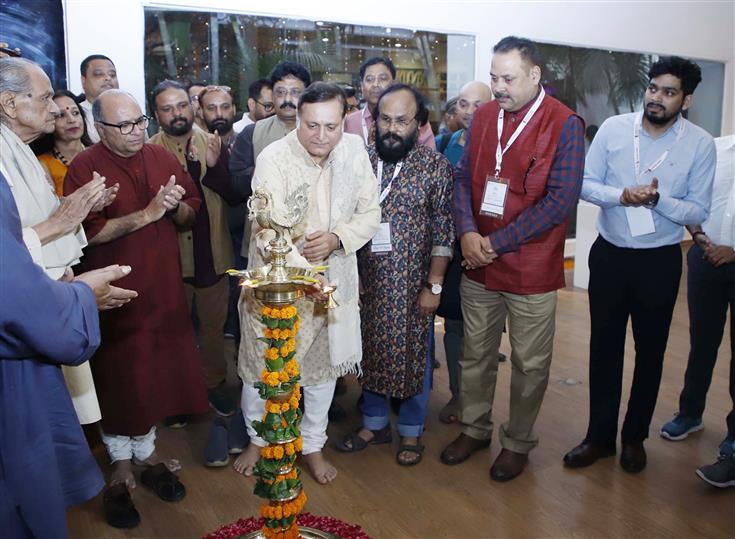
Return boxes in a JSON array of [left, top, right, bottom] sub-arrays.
[[165, 115, 193, 136], [375, 126, 419, 163], [643, 102, 680, 125], [207, 117, 234, 135]]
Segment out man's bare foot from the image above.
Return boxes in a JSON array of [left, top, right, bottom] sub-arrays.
[[233, 443, 261, 476], [110, 459, 136, 489], [133, 451, 181, 472], [302, 451, 337, 484]]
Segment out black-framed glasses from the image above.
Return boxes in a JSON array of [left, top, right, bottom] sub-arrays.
[[254, 99, 275, 112], [98, 115, 150, 135]]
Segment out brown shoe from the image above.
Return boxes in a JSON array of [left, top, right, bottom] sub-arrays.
[[620, 443, 647, 474], [563, 441, 616, 468], [440, 433, 490, 465], [490, 449, 528, 482]]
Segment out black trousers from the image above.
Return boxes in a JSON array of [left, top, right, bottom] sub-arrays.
[[585, 236, 682, 447], [679, 243, 735, 436]]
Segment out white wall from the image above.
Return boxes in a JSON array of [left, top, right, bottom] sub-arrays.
[[64, 0, 734, 134]]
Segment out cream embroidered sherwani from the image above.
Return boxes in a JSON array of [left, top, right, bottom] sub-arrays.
[[237, 130, 380, 386]]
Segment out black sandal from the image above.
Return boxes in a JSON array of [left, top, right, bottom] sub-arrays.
[[103, 483, 140, 529], [396, 440, 425, 466], [335, 425, 392, 452], [141, 463, 186, 502]]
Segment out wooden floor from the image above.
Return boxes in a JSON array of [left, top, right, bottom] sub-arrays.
[[68, 256, 734, 538]]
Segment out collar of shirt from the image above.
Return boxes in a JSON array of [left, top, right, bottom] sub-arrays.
[[508, 85, 543, 123], [640, 112, 683, 140]]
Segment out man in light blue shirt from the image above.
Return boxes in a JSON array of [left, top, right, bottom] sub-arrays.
[[564, 56, 716, 474], [659, 135, 735, 487]]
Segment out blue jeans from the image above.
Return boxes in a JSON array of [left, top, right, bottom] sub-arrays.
[[362, 323, 434, 438]]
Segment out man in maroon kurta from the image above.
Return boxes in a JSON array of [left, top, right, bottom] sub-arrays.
[[65, 90, 207, 525]]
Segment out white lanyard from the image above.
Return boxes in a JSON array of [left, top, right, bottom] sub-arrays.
[[633, 112, 686, 181], [494, 87, 545, 177], [377, 159, 403, 205], [361, 108, 370, 143]]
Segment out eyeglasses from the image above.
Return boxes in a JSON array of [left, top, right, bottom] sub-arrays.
[[376, 114, 416, 130], [273, 87, 303, 99], [98, 115, 150, 135], [254, 99, 275, 112]]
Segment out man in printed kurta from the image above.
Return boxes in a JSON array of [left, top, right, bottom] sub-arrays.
[[235, 82, 380, 484], [338, 84, 454, 466], [64, 90, 208, 520]]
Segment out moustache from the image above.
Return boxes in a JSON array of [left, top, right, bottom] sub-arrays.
[[171, 116, 187, 124], [280, 102, 297, 110], [380, 132, 403, 144], [494, 93, 510, 99]]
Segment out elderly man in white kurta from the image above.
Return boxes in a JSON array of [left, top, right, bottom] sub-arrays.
[[234, 82, 380, 484], [0, 57, 116, 425]]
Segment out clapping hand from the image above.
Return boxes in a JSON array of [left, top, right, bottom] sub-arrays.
[[146, 175, 185, 221]]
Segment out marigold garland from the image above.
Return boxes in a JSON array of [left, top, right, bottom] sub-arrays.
[[253, 304, 306, 538]]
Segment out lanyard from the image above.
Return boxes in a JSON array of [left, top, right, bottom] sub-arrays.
[[361, 108, 370, 143], [633, 112, 686, 180], [377, 159, 403, 205], [494, 87, 545, 177]]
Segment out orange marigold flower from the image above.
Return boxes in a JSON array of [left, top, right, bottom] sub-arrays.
[[285, 443, 295, 456], [280, 345, 289, 358], [294, 437, 303, 451], [278, 371, 289, 383], [281, 403, 290, 412], [273, 445, 284, 459], [265, 347, 279, 360]]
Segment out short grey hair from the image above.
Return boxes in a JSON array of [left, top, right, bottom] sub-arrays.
[[93, 88, 138, 123], [0, 57, 35, 96]]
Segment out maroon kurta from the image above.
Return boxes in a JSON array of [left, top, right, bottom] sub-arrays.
[[64, 143, 208, 436]]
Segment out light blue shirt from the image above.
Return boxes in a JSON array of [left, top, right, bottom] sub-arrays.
[[582, 112, 716, 248], [702, 135, 735, 247]]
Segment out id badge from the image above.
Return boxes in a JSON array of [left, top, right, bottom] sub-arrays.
[[480, 175, 509, 218], [371, 222, 392, 253]]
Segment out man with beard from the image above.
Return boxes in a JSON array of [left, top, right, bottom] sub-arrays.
[[565, 56, 716, 473], [234, 82, 380, 483], [79, 55, 119, 143], [344, 57, 435, 148], [199, 85, 237, 147], [149, 80, 240, 418], [64, 89, 208, 526], [186, 81, 209, 132], [336, 84, 454, 466], [442, 36, 585, 482], [232, 79, 274, 134]]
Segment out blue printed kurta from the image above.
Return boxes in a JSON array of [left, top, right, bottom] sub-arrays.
[[0, 171, 104, 539]]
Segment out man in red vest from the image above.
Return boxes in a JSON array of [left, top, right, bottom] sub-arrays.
[[440, 36, 585, 482]]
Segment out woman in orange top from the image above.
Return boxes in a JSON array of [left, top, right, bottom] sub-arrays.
[[32, 90, 92, 196]]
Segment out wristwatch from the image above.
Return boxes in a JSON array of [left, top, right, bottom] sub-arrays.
[[426, 282, 443, 295], [644, 192, 660, 208]]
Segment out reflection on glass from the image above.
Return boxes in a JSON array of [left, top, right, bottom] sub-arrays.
[[144, 9, 475, 129]]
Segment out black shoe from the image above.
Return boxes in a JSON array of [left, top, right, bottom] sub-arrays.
[[498, 352, 507, 363], [103, 483, 140, 529], [620, 443, 647, 473], [696, 456, 735, 488], [563, 441, 616, 468], [208, 384, 236, 417]]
